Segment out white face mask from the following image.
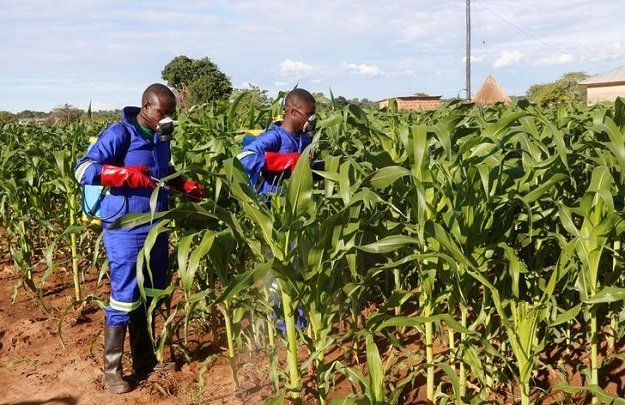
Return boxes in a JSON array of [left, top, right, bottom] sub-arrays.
[[156, 117, 176, 141], [302, 114, 317, 134]]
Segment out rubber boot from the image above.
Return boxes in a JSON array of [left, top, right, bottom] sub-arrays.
[[103, 324, 131, 393], [128, 313, 157, 378]]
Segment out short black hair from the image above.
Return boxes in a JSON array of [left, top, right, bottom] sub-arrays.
[[285, 88, 315, 108], [142, 83, 176, 104]]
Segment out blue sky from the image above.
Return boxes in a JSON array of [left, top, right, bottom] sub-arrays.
[[2, 0, 625, 113]]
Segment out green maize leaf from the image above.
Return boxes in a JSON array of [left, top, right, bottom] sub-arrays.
[[177, 233, 196, 290], [521, 173, 567, 204], [597, 119, 625, 173], [149, 185, 160, 222], [186, 289, 212, 304], [365, 333, 385, 404], [183, 231, 216, 292], [557, 204, 580, 237], [330, 398, 368, 405], [425, 222, 473, 269], [499, 242, 527, 299], [554, 383, 625, 404], [60, 224, 86, 236], [408, 125, 428, 179], [367, 166, 412, 189], [286, 144, 314, 221], [541, 119, 569, 169], [380, 290, 414, 311], [482, 111, 531, 139], [53, 150, 67, 177], [228, 90, 250, 130], [348, 103, 369, 123], [136, 220, 171, 302], [214, 261, 272, 304], [583, 286, 625, 304], [335, 361, 368, 396], [434, 362, 462, 404], [607, 352, 625, 361], [357, 235, 419, 254], [550, 303, 582, 327]]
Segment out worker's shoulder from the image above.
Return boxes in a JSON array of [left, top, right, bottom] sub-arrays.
[[96, 121, 132, 145]]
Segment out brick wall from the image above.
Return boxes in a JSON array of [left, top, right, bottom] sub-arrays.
[[378, 97, 442, 111]]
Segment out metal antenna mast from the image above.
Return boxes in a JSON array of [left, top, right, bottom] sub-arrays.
[[466, 0, 471, 100]]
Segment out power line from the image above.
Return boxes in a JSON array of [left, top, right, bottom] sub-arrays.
[[474, 0, 613, 70]]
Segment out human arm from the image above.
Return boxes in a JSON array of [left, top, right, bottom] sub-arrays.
[[236, 131, 282, 186], [74, 124, 155, 189]]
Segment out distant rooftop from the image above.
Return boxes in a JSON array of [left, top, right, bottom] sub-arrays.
[[579, 65, 625, 86], [378, 95, 442, 102], [378, 95, 443, 111]]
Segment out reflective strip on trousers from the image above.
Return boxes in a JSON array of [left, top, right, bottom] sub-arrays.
[[109, 296, 143, 313]]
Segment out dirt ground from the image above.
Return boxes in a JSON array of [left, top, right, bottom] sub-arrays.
[[2, 257, 625, 404], [0, 262, 275, 405]]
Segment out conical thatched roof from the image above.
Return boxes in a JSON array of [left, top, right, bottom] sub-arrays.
[[473, 75, 511, 105]]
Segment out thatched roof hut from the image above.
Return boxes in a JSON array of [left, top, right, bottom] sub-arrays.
[[473, 75, 511, 105]]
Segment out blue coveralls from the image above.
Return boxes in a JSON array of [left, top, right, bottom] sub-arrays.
[[237, 122, 312, 194], [237, 122, 311, 333], [74, 107, 170, 326]]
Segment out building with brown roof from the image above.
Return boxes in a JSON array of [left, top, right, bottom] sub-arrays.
[[378, 96, 442, 111], [579, 65, 625, 106]]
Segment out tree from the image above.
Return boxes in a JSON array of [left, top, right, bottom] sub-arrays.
[[0, 111, 16, 124], [161, 56, 232, 109], [526, 71, 589, 105], [48, 104, 82, 125], [230, 85, 272, 127]]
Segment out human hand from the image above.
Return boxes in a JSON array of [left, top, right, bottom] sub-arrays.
[[100, 165, 156, 189], [264, 152, 301, 173]]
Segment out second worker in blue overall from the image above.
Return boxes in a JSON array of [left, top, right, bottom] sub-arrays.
[[237, 88, 318, 334]]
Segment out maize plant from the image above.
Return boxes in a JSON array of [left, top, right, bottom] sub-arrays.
[[8, 95, 625, 403]]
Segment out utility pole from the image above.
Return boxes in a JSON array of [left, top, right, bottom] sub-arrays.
[[466, 0, 471, 100]]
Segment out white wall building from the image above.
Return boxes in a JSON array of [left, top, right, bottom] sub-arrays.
[[579, 65, 625, 106]]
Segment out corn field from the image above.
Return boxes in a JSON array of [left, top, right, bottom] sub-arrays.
[[3, 94, 625, 404]]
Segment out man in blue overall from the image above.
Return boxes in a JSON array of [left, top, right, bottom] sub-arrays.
[[237, 88, 317, 195], [237, 88, 317, 334], [74, 83, 202, 393]]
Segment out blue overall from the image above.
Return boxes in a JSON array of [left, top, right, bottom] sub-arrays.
[[75, 107, 170, 326], [237, 122, 312, 195], [237, 123, 310, 333]]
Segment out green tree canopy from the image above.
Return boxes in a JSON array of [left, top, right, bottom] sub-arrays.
[[161, 55, 233, 108], [526, 71, 589, 105]]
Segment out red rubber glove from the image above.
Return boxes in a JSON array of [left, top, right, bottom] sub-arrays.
[[264, 152, 301, 173], [169, 176, 204, 200], [100, 165, 156, 189]]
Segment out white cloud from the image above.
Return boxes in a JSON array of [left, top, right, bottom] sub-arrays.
[[346, 63, 383, 77], [493, 50, 524, 68], [579, 41, 625, 62], [278, 59, 316, 78], [3, 0, 625, 111], [533, 53, 575, 66]]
